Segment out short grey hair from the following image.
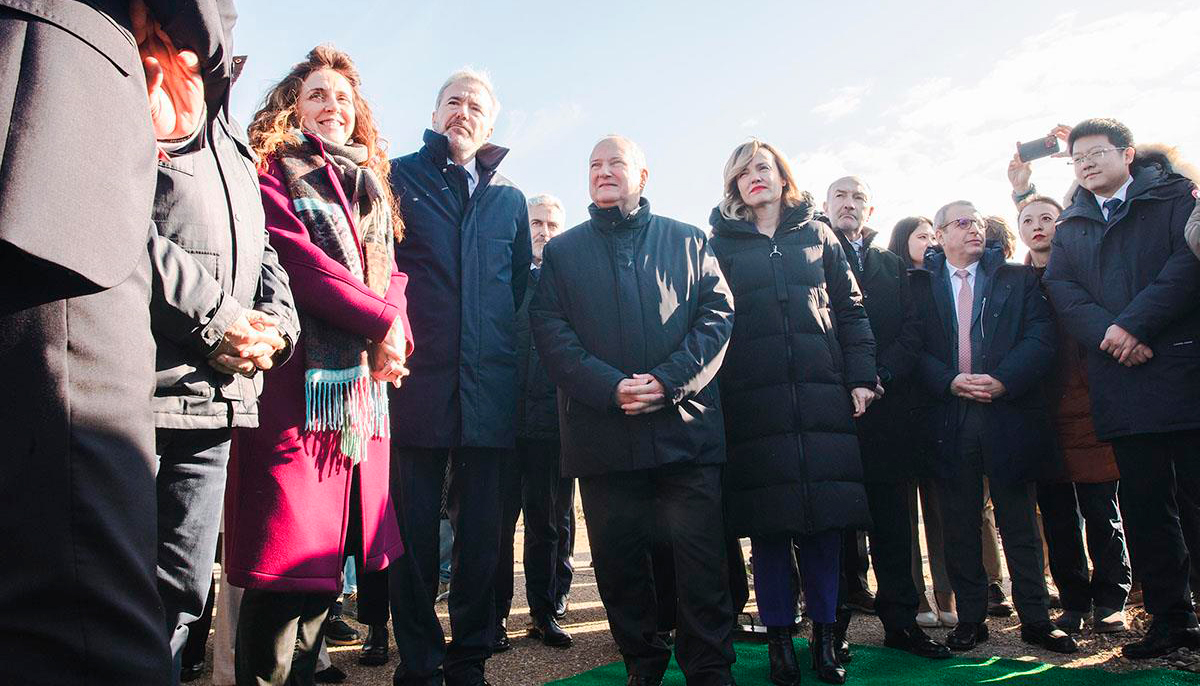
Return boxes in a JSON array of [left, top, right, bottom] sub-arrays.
[[593, 134, 647, 171], [934, 200, 978, 230], [826, 175, 874, 202], [434, 67, 500, 113], [528, 193, 565, 216]]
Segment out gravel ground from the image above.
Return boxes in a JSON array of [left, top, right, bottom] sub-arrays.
[[193, 507, 1199, 685]]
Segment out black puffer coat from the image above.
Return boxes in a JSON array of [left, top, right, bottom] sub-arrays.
[[709, 203, 876, 538], [516, 268, 558, 441]]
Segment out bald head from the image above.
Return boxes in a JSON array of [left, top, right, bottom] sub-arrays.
[[589, 135, 649, 216], [824, 175, 874, 238]]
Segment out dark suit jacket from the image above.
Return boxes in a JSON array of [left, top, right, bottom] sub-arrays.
[[911, 249, 1059, 485]]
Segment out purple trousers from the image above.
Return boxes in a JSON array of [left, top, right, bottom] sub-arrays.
[[751, 531, 842, 625]]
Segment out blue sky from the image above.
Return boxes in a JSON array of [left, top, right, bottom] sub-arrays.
[[229, 1, 1200, 253]]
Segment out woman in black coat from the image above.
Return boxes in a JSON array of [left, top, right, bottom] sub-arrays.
[[709, 140, 876, 685]]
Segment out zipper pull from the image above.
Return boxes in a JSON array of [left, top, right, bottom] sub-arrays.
[[769, 243, 782, 258]]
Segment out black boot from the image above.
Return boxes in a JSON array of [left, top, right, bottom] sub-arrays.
[[359, 624, 389, 666], [810, 623, 847, 684], [766, 626, 800, 686], [833, 607, 853, 664]]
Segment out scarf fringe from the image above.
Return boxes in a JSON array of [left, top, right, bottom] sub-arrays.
[[304, 366, 390, 465]]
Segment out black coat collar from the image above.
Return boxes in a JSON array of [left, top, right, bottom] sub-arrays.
[[418, 128, 510, 174], [1059, 165, 1189, 226], [589, 197, 652, 232], [708, 202, 816, 237]]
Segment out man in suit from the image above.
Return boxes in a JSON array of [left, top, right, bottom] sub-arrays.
[[387, 68, 531, 686], [911, 200, 1076, 654], [531, 135, 736, 686], [0, 2, 233, 683], [826, 176, 950, 660]]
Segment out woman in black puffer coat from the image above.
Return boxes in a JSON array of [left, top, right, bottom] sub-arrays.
[[709, 140, 876, 685]]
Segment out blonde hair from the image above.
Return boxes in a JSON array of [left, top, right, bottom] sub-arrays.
[[719, 139, 804, 221]]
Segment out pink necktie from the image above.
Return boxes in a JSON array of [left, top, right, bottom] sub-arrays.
[[956, 269, 972, 374]]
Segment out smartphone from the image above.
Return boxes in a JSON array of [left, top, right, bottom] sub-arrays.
[[1017, 135, 1061, 163]]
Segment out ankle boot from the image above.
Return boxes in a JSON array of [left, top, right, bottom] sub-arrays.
[[810, 623, 847, 684], [834, 607, 853, 664], [766, 626, 800, 686]]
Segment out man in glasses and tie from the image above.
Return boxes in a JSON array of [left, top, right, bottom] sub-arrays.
[[909, 201, 1076, 654], [1045, 118, 1200, 660]]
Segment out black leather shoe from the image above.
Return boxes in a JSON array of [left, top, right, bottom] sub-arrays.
[[359, 624, 390, 666], [833, 607, 853, 664], [766, 626, 800, 685], [809, 622, 846, 684], [1021, 621, 1078, 654], [626, 674, 663, 686], [1122, 623, 1200, 659], [528, 614, 572, 647], [555, 593, 570, 620], [323, 600, 361, 646], [179, 662, 204, 682], [987, 583, 1014, 617], [883, 625, 952, 659], [492, 618, 511, 653], [946, 621, 988, 651]]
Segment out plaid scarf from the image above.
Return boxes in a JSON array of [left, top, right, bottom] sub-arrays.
[[276, 131, 395, 464]]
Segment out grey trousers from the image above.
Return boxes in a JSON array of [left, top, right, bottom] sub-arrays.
[[235, 589, 338, 686]]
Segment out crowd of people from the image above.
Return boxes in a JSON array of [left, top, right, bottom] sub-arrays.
[[3, 2, 1200, 686]]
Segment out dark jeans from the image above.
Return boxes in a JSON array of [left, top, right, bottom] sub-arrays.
[[864, 480, 922, 631], [235, 589, 338, 686], [1111, 430, 1200, 628], [752, 532, 841, 625], [497, 438, 576, 620], [1036, 480, 1131, 613], [580, 463, 734, 686], [938, 405, 1050, 625], [156, 427, 231, 685], [389, 447, 502, 685]]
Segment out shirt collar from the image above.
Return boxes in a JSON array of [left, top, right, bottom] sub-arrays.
[[946, 259, 979, 279], [448, 156, 477, 182], [1093, 174, 1134, 208]]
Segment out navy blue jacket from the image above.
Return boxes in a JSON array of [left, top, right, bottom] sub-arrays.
[[1044, 166, 1200, 440], [389, 130, 531, 448], [910, 249, 1058, 485]]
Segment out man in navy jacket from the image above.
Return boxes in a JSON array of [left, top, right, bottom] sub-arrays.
[[1045, 118, 1200, 659], [387, 69, 530, 686], [911, 200, 1076, 655]]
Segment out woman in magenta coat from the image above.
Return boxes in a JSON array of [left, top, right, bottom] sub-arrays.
[[224, 45, 411, 686]]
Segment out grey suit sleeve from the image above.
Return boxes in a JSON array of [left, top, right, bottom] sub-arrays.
[[148, 226, 241, 355], [252, 227, 299, 364]]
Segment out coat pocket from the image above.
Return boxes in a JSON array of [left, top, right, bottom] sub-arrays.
[[487, 237, 512, 284]]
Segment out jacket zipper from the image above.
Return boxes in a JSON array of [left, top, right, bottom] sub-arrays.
[[763, 229, 815, 532]]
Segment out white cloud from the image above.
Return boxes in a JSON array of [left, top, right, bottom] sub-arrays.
[[812, 84, 872, 122]]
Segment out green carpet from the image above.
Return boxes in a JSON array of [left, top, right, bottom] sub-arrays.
[[549, 640, 1200, 685]]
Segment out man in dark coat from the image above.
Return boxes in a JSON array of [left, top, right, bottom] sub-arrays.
[[531, 135, 735, 686], [145, 7, 299, 680], [911, 200, 1076, 654], [1044, 118, 1200, 659], [387, 69, 531, 686], [0, 2, 233, 683], [825, 176, 949, 659], [495, 193, 576, 651]]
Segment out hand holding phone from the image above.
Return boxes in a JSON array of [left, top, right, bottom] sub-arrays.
[[1017, 135, 1061, 163]]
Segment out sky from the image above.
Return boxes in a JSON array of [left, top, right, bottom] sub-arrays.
[[229, 1, 1200, 257]]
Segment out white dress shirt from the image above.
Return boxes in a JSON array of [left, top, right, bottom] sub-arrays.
[[947, 259, 980, 326], [1094, 175, 1134, 220]]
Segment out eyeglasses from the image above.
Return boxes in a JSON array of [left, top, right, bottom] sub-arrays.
[[1069, 147, 1127, 166], [938, 217, 983, 231]]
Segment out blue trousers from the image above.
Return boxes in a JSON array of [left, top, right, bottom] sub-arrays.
[[751, 531, 841, 625]]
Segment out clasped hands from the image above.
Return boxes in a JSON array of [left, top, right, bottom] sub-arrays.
[[950, 373, 1007, 402], [1100, 324, 1153, 367], [368, 317, 409, 387], [615, 373, 666, 415], [208, 310, 287, 377]]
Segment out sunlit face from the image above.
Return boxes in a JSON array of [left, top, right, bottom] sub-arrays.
[[735, 149, 785, 211], [296, 69, 355, 145], [589, 138, 646, 210], [1018, 201, 1060, 255], [432, 79, 495, 161], [1071, 133, 1134, 197], [935, 204, 986, 265], [529, 203, 564, 263], [825, 178, 874, 234], [907, 221, 936, 266]]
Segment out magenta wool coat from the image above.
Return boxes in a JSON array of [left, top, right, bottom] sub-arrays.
[[224, 159, 412, 592]]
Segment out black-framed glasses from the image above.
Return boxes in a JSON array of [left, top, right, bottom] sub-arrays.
[[1069, 147, 1127, 166], [938, 217, 983, 231]]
